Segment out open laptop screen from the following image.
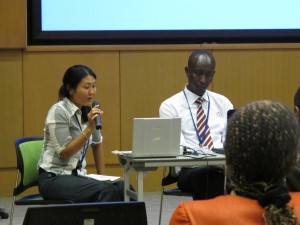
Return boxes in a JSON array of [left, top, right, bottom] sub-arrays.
[[132, 117, 181, 158]]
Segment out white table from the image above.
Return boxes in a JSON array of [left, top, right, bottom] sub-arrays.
[[118, 154, 225, 201]]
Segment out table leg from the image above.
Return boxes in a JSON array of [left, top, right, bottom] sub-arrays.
[[124, 161, 132, 201], [137, 171, 144, 201]]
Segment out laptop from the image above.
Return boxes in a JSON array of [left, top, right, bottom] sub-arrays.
[[212, 109, 237, 155], [23, 202, 147, 225], [131, 117, 181, 158]]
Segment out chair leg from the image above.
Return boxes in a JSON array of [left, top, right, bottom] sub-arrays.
[[9, 196, 15, 225], [158, 167, 167, 225], [10, 170, 19, 225], [158, 188, 164, 225]]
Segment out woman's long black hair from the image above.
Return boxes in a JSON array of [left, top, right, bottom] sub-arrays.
[[58, 65, 96, 123]]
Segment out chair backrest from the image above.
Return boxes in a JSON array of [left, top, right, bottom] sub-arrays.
[[14, 136, 44, 196]]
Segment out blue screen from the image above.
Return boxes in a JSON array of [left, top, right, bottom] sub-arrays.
[[41, 0, 300, 31]]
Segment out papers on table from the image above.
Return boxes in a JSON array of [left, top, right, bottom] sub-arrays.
[[79, 174, 122, 183], [111, 150, 132, 156]]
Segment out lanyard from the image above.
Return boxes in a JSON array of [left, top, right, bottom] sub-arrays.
[[183, 89, 210, 146], [75, 115, 89, 169]]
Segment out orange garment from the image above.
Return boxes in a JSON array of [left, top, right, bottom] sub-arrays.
[[169, 192, 300, 225]]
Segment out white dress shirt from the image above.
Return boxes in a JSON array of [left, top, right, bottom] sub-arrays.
[[159, 85, 233, 151]]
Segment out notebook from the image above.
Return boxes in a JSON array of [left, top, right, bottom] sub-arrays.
[[211, 109, 237, 155], [131, 117, 181, 158]]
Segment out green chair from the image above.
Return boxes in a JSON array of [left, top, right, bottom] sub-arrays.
[[9, 136, 73, 225]]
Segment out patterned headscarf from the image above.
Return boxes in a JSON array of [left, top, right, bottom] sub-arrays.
[[225, 100, 300, 225]]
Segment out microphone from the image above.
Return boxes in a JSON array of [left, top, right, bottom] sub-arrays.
[[92, 101, 102, 130]]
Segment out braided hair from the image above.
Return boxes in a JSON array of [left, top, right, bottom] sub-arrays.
[[225, 100, 300, 225]]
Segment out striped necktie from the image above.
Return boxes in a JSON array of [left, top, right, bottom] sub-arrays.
[[196, 97, 214, 149]]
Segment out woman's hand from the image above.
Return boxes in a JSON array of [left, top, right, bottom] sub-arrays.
[[87, 104, 103, 130]]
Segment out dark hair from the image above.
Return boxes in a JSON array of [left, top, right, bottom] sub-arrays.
[[294, 86, 300, 108], [58, 65, 97, 122], [58, 65, 96, 100], [225, 100, 300, 225]]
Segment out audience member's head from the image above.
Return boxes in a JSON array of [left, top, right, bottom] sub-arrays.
[[225, 100, 300, 225], [294, 86, 300, 123]]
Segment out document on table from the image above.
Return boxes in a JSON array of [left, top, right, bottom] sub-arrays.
[[111, 150, 132, 156], [79, 174, 122, 183]]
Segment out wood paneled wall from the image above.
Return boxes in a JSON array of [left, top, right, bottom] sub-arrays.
[[0, 0, 26, 48], [213, 49, 300, 107], [0, 50, 23, 168], [1, 46, 300, 196], [1, 0, 300, 197]]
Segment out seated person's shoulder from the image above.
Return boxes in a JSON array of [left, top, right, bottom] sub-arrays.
[[160, 92, 185, 106]]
